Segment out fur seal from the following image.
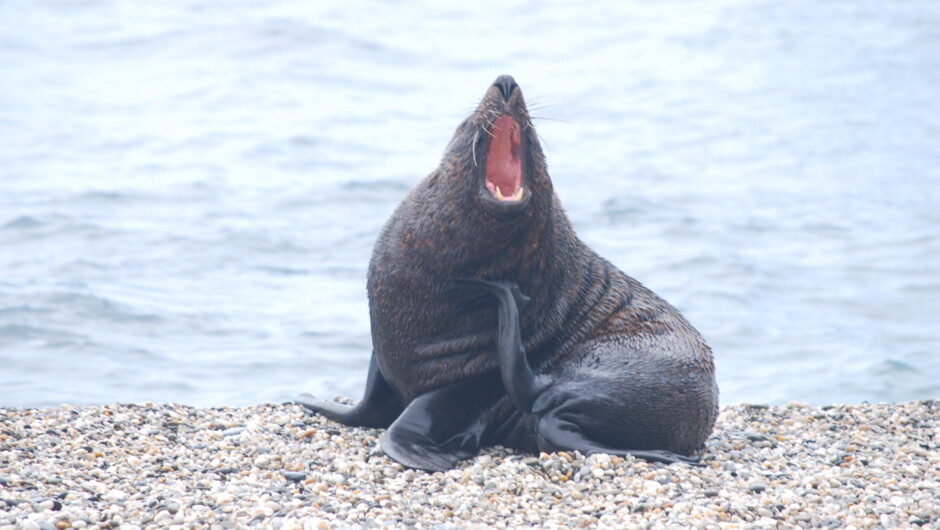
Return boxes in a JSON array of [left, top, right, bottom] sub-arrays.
[[298, 75, 718, 471]]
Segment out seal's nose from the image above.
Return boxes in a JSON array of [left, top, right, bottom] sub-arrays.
[[493, 75, 518, 101]]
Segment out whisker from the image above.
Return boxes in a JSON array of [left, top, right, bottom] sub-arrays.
[[526, 103, 556, 112], [472, 130, 479, 167], [482, 116, 496, 138], [539, 134, 552, 155], [530, 116, 573, 124]]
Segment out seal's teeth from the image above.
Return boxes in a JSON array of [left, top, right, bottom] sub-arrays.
[[492, 186, 524, 202]]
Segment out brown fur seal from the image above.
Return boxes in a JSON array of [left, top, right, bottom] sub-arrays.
[[298, 75, 718, 471]]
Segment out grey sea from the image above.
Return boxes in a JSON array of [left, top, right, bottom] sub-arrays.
[[1, 0, 938, 409]]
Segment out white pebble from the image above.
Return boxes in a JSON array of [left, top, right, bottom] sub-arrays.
[[253, 455, 275, 468], [216, 493, 234, 504], [104, 489, 127, 501]]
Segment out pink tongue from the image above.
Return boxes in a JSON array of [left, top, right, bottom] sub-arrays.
[[485, 114, 521, 197]]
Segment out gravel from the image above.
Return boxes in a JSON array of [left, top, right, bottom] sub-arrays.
[[1, 400, 937, 529]]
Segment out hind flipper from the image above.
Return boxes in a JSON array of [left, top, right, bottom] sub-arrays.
[[450, 278, 530, 313], [450, 279, 547, 413], [534, 399, 702, 466], [297, 352, 403, 428]]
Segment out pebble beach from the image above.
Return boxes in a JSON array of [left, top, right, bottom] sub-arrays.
[[1, 401, 937, 529]]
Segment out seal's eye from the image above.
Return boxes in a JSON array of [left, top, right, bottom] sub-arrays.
[[485, 114, 524, 202]]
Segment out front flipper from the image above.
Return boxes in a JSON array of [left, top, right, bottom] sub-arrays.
[[297, 352, 403, 428], [381, 372, 503, 472]]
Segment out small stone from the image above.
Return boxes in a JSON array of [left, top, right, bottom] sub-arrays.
[[254, 455, 275, 469], [216, 493, 234, 504], [104, 489, 126, 501], [745, 432, 768, 442], [755, 517, 777, 529], [881, 514, 898, 528], [749, 483, 767, 493], [282, 471, 307, 483], [223, 427, 246, 436]]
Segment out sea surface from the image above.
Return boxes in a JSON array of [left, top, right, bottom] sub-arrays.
[[2, 0, 938, 408]]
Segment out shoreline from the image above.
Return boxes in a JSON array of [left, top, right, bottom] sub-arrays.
[[1, 401, 937, 529]]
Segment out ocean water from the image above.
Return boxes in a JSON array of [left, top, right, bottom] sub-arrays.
[[1, 0, 938, 408]]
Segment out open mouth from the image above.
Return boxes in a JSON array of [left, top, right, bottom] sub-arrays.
[[484, 114, 524, 202]]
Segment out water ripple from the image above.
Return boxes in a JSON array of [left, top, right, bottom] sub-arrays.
[[1, 0, 938, 407]]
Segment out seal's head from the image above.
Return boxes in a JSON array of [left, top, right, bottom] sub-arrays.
[[376, 75, 558, 291], [442, 75, 550, 218]]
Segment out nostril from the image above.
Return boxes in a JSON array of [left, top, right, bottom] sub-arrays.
[[493, 75, 518, 101]]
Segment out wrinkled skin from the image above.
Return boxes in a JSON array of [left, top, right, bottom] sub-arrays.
[[298, 75, 719, 471]]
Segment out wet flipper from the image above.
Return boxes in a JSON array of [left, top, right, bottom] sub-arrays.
[[535, 408, 702, 465], [449, 280, 530, 314], [381, 371, 503, 472], [454, 278, 701, 466], [296, 352, 403, 428], [450, 279, 546, 413]]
